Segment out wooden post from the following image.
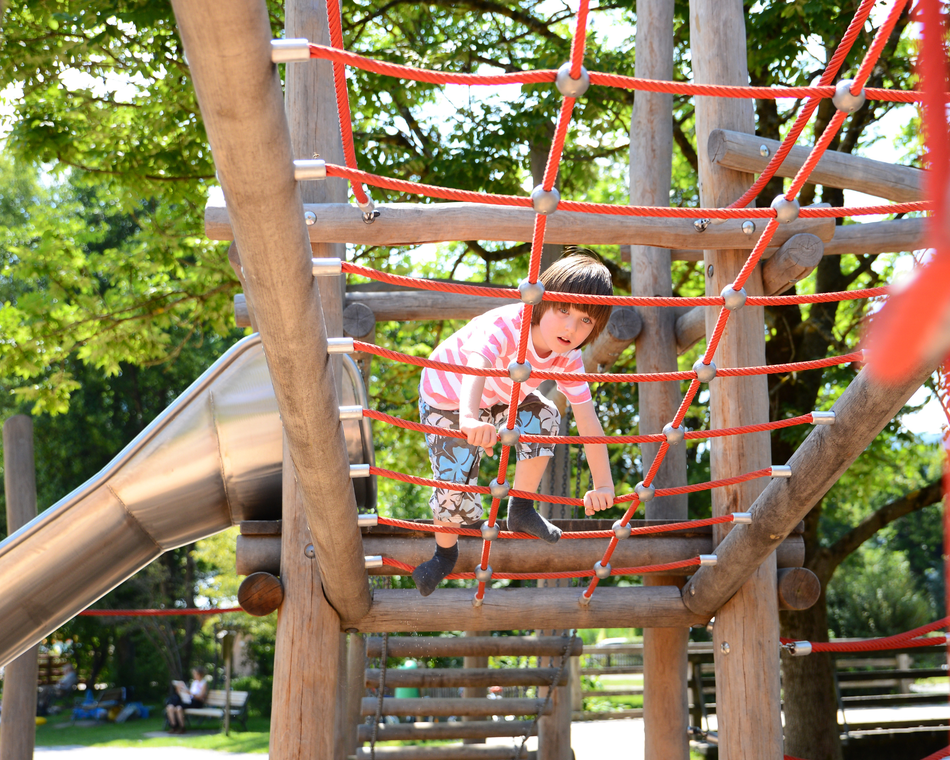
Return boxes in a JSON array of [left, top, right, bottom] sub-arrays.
[[270, 435, 345, 760], [0, 416, 39, 760], [461, 631, 490, 745], [345, 633, 366, 758], [628, 4, 690, 758], [689, 2, 783, 758]]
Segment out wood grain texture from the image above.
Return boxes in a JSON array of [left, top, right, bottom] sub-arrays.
[[357, 722, 538, 742], [170, 0, 370, 619], [760, 234, 824, 296], [690, 2, 782, 757], [366, 636, 584, 659], [709, 128, 923, 203], [356, 746, 528, 760], [237, 572, 284, 617], [206, 195, 835, 248], [345, 586, 706, 632], [365, 667, 568, 688], [1, 416, 39, 760], [361, 697, 553, 718], [776, 567, 821, 611]]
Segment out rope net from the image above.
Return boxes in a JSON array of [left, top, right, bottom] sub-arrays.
[[308, 0, 936, 605]]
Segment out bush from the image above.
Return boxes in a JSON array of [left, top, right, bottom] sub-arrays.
[[231, 675, 273, 718]]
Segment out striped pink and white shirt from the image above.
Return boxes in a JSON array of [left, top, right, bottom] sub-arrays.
[[419, 304, 592, 410]]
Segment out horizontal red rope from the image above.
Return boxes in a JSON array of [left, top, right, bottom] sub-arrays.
[[79, 607, 243, 617], [381, 555, 701, 580], [374, 513, 739, 540], [306, 44, 920, 103], [780, 617, 950, 652]]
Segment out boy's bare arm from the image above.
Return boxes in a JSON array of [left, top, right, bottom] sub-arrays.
[[459, 354, 496, 455], [572, 400, 615, 515]]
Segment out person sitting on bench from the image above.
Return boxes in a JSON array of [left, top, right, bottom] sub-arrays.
[[165, 666, 209, 734]]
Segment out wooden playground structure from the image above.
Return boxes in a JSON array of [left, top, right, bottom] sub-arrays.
[[1, 1, 944, 759]]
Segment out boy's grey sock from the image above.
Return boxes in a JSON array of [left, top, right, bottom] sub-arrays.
[[412, 543, 459, 597], [506, 496, 561, 544]]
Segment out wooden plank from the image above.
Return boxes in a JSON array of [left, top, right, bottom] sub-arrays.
[[357, 722, 538, 742], [462, 630, 489, 746], [775, 567, 821, 611], [1, 416, 39, 760], [344, 586, 706, 632], [361, 697, 553, 718], [360, 533, 804, 575], [366, 636, 584, 659], [760, 234, 824, 297], [709, 128, 923, 203], [682, 361, 936, 617], [270, 435, 344, 760], [206, 194, 835, 248], [345, 634, 366, 758], [356, 747, 529, 760], [823, 217, 926, 256], [364, 667, 568, 689], [581, 307, 642, 372], [170, 0, 370, 620], [690, 3, 783, 759]]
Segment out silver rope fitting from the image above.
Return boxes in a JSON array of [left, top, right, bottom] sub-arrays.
[[663, 422, 685, 445], [312, 257, 343, 276], [742, 220, 756, 236], [578, 592, 592, 607], [474, 564, 493, 583], [694, 218, 710, 233], [293, 158, 327, 181], [832, 79, 865, 114], [357, 513, 379, 528], [635, 481, 655, 503], [518, 278, 546, 305], [498, 425, 521, 447], [480, 522, 500, 541], [339, 405, 363, 420], [812, 411, 836, 425], [612, 520, 631, 540], [349, 464, 371, 478], [489, 478, 510, 500], [530, 185, 560, 215], [357, 196, 379, 224], [699, 554, 717, 567], [593, 561, 612, 580], [508, 360, 532, 383], [770, 195, 800, 224], [693, 359, 717, 383], [720, 285, 747, 311], [731, 512, 753, 524], [771, 465, 792, 478], [555, 62, 590, 98], [271, 38, 311, 63], [364, 555, 383, 569], [472, 595, 484, 608], [326, 337, 355, 354], [787, 640, 813, 657]]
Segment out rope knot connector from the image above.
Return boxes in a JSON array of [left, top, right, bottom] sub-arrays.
[[731, 512, 753, 525], [480, 522, 500, 541], [530, 186, 560, 215], [663, 422, 685, 444], [508, 360, 532, 383], [770, 195, 800, 224], [612, 520, 631, 540], [312, 257, 343, 276], [635, 481, 655, 503], [593, 561, 612, 580], [720, 285, 747, 311], [555, 62, 590, 98], [474, 564, 493, 583], [786, 640, 813, 657], [326, 336, 355, 354], [692, 359, 717, 383], [578, 592, 592, 607], [832, 79, 866, 114], [812, 410, 836, 425], [357, 513, 379, 528], [770, 465, 792, 478], [699, 554, 718, 567], [364, 555, 384, 569], [294, 158, 327, 181], [349, 464, 371, 478], [271, 38, 311, 63], [489, 478, 510, 500], [498, 424, 522, 447], [339, 405, 363, 420], [519, 278, 546, 304], [472, 595, 484, 608], [358, 197, 379, 224]]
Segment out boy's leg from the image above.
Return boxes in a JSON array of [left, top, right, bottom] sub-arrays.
[[499, 394, 562, 543]]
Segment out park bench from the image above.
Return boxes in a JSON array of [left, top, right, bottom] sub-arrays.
[[184, 689, 250, 732]]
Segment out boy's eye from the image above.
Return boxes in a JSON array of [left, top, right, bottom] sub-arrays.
[[582, 316, 592, 324], [559, 305, 570, 314]]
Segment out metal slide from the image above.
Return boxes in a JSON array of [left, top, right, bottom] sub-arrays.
[[0, 333, 375, 667]]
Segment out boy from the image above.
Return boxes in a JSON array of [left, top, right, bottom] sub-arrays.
[[413, 251, 616, 596]]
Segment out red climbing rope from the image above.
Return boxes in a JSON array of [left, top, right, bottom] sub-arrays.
[[780, 617, 950, 653], [379, 555, 701, 580], [79, 607, 243, 617]]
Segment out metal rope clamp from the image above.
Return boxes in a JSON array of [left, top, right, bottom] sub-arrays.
[[785, 640, 812, 657]]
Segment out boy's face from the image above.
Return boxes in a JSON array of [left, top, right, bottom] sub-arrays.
[[532, 304, 595, 355]]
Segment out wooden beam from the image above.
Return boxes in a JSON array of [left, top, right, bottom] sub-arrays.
[[776, 568, 821, 611], [345, 634, 365, 759], [206, 195, 835, 249], [343, 587, 707, 632], [347, 290, 516, 322], [356, 746, 528, 760], [357, 722, 538, 742], [170, 0, 370, 620], [760, 234, 824, 297], [682, 361, 935, 617], [709, 128, 923, 203], [1, 416, 39, 760], [361, 697, 553, 718], [674, 305, 705, 355], [366, 636, 584, 659], [365, 667, 568, 689], [582, 306, 642, 371], [690, 3, 782, 758], [823, 217, 925, 256]]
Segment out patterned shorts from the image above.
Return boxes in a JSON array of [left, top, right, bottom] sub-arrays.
[[419, 392, 560, 523]]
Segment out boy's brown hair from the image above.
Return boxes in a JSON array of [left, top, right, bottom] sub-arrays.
[[531, 249, 613, 348]]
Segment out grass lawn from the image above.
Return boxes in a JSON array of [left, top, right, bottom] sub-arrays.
[[34, 711, 270, 753]]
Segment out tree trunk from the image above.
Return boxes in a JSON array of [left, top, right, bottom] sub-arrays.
[[780, 587, 842, 760]]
